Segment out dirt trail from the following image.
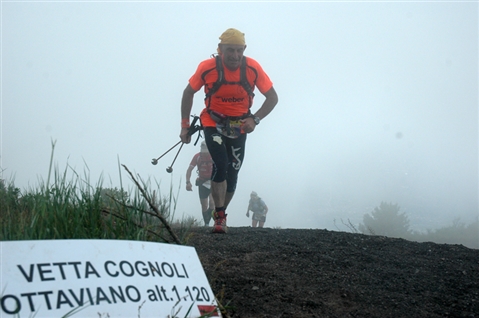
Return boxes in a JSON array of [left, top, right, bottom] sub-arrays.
[[185, 226, 479, 318]]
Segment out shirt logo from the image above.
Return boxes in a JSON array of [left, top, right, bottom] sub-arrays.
[[218, 96, 245, 103], [212, 135, 223, 144]]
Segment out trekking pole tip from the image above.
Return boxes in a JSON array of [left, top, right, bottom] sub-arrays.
[[151, 158, 158, 165], [166, 166, 173, 173]]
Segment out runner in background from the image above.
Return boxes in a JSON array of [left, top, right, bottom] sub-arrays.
[[246, 191, 268, 228], [186, 141, 215, 226]]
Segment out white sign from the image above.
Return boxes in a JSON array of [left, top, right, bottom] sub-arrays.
[[0, 240, 220, 317]]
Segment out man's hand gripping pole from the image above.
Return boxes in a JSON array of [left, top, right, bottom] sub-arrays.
[[186, 115, 202, 145]]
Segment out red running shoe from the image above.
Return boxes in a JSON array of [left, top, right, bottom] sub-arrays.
[[212, 210, 227, 234]]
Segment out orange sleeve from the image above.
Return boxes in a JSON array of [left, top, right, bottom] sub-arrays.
[[246, 57, 273, 94], [188, 58, 216, 92], [189, 153, 199, 168]]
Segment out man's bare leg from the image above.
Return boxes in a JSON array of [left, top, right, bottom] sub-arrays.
[[208, 193, 215, 210], [211, 180, 226, 208], [199, 197, 210, 226], [211, 180, 235, 209], [200, 198, 208, 213], [224, 191, 235, 209]]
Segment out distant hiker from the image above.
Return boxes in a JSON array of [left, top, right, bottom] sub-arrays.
[[246, 191, 268, 228], [186, 141, 215, 226], [179, 28, 278, 233]]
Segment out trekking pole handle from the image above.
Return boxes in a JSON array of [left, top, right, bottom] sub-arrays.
[[187, 115, 200, 136]]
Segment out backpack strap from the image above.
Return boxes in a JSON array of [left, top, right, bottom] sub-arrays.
[[203, 55, 255, 109], [240, 57, 255, 104], [203, 55, 224, 105]]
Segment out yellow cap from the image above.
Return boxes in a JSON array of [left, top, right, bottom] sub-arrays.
[[219, 28, 246, 46]]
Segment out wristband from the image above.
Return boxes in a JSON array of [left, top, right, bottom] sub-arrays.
[[181, 118, 190, 128]]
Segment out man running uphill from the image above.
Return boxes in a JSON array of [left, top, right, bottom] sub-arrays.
[[179, 28, 278, 233]]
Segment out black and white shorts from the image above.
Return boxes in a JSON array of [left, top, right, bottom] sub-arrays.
[[203, 127, 247, 193]]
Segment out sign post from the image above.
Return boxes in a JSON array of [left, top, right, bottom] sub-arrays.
[[0, 240, 220, 317]]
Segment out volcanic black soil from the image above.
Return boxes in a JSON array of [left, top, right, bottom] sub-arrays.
[[184, 226, 479, 318]]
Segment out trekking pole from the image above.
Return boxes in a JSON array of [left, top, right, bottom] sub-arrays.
[[151, 115, 202, 170], [164, 116, 201, 172], [166, 142, 185, 173], [151, 141, 182, 165]]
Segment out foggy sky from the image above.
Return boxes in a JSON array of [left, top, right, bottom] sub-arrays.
[[1, 1, 477, 232]]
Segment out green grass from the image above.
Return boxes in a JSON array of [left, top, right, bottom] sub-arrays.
[[0, 173, 183, 243], [0, 143, 195, 244]]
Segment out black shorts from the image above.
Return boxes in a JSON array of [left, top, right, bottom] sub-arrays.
[[203, 127, 247, 193], [253, 213, 266, 223], [198, 183, 211, 199]]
